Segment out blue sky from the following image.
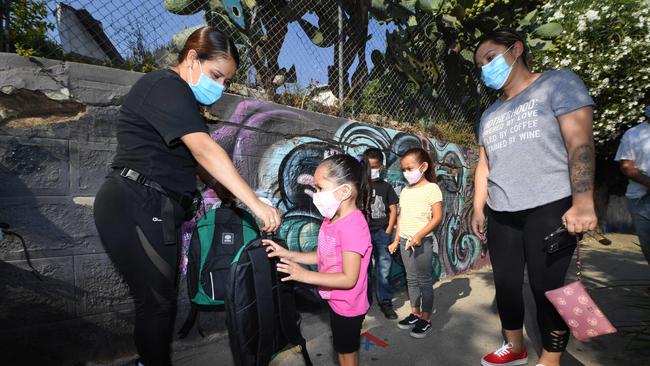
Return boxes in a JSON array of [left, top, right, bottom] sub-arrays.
[[44, 0, 395, 88]]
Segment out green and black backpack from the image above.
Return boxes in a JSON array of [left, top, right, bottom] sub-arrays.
[[179, 205, 312, 366], [226, 235, 312, 366], [179, 204, 260, 337]]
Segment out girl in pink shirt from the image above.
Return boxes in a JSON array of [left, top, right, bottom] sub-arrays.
[[264, 154, 372, 366]]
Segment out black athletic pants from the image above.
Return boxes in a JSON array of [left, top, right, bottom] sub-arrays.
[[94, 175, 186, 366], [487, 196, 575, 352]]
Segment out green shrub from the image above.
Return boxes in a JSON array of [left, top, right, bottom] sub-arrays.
[[534, 0, 650, 154]]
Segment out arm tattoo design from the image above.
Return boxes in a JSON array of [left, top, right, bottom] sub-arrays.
[[569, 144, 595, 194]]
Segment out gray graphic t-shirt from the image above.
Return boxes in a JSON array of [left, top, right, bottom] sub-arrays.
[[478, 70, 595, 212]]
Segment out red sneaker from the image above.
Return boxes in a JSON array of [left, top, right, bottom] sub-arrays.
[[481, 342, 528, 366]]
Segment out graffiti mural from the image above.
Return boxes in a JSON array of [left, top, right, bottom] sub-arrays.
[[181, 96, 488, 280]]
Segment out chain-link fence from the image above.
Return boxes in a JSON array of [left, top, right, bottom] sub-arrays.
[[2, 0, 495, 136]]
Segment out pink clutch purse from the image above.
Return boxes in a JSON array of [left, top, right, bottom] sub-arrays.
[[545, 240, 617, 341]]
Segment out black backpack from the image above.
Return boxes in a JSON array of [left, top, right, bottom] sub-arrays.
[[226, 235, 313, 366], [179, 205, 260, 338]]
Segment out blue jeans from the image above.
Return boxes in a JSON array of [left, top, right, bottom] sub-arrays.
[[628, 195, 650, 266], [369, 228, 395, 305]]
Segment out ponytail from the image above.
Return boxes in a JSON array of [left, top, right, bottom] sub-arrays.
[[356, 155, 372, 220], [321, 154, 372, 219], [403, 147, 437, 183]]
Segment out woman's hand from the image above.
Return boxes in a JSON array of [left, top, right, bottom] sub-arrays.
[[276, 258, 308, 282], [263, 239, 289, 259], [471, 210, 487, 242], [388, 241, 399, 254], [562, 204, 597, 235], [250, 199, 281, 232]]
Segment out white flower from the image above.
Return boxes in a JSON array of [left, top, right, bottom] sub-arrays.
[[585, 10, 601, 22], [560, 59, 571, 67], [551, 9, 565, 20], [577, 19, 587, 32]]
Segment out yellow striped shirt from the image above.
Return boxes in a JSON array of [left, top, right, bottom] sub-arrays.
[[398, 182, 443, 239]]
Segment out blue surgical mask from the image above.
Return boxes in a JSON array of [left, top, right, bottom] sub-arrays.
[[188, 61, 225, 105], [481, 45, 516, 90]]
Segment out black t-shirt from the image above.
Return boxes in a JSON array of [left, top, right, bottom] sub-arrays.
[[112, 69, 208, 195], [368, 179, 399, 230]]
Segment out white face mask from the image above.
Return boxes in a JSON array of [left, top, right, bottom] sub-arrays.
[[370, 168, 381, 181], [312, 184, 350, 219], [403, 163, 425, 185]]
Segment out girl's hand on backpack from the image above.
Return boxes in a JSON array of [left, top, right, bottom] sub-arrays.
[[263, 239, 289, 259], [276, 258, 306, 282], [388, 241, 399, 254]]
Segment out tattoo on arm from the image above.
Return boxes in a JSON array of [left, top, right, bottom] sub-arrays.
[[569, 144, 595, 194]]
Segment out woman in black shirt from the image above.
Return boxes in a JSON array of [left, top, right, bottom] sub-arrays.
[[93, 27, 280, 366]]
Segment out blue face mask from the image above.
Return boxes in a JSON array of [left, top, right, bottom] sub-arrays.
[[188, 61, 225, 105], [481, 45, 516, 90]]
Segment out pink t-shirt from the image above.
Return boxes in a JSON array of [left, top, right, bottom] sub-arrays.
[[317, 209, 372, 317]]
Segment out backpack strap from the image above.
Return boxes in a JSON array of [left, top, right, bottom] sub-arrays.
[[271, 238, 313, 366], [299, 339, 312, 366], [177, 304, 198, 339], [277, 281, 313, 366], [249, 245, 275, 365]]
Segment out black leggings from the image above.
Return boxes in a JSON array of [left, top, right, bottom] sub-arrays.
[[94, 175, 185, 366], [487, 196, 575, 352]]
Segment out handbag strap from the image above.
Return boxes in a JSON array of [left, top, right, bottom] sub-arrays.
[[575, 236, 582, 280]]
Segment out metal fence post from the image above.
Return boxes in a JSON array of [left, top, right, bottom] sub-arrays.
[[4, 0, 9, 53], [337, 0, 344, 117], [0, 0, 8, 52]]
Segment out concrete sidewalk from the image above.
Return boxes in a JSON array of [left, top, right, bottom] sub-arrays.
[[170, 234, 650, 366]]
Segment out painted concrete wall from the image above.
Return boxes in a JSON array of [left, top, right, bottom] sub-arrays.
[[181, 100, 488, 284]]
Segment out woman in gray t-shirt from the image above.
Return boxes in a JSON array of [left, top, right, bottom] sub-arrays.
[[471, 28, 597, 366]]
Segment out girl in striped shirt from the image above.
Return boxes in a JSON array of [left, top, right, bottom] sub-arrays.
[[388, 147, 444, 338]]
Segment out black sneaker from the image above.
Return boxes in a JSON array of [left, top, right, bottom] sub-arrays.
[[397, 313, 420, 329], [380, 303, 398, 320], [409, 318, 432, 338]]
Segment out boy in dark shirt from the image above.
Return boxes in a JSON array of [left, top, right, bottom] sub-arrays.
[[364, 148, 399, 319]]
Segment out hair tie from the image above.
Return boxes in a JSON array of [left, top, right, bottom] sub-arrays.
[[355, 155, 363, 162]]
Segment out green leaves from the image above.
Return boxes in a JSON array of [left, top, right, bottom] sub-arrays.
[[163, 0, 205, 15], [416, 0, 445, 12], [532, 22, 563, 38], [519, 9, 538, 27], [10, 1, 60, 57]]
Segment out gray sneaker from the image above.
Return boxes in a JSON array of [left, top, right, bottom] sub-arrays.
[[409, 318, 432, 338]]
